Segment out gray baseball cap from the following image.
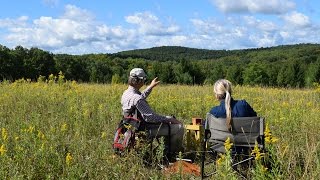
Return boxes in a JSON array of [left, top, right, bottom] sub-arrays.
[[129, 68, 146, 80]]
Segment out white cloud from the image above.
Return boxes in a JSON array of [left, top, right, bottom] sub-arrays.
[[5, 15, 102, 49], [1, 5, 136, 54], [282, 11, 311, 27], [1, 6, 183, 54], [125, 12, 180, 35], [190, 19, 225, 34], [1, 3, 319, 54], [279, 25, 320, 45], [248, 32, 282, 47], [276, 11, 318, 45], [0, 16, 28, 28], [187, 16, 284, 49], [62, 4, 95, 21], [243, 16, 277, 32], [211, 0, 295, 14]]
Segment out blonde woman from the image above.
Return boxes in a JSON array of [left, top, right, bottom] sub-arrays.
[[209, 79, 257, 131]]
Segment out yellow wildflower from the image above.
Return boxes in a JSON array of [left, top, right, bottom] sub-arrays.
[[40, 143, 45, 151], [66, 152, 73, 166], [271, 137, 279, 143], [224, 137, 233, 151], [216, 153, 225, 165], [101, 132, 106, 138], [27, 126, 35, 133], [58, 71, 65, 82], [262, 165, 268, 172], [251, 142, 265, 160], [2, 128, 8, 141], [98, 104, 104, 110], [0, 144, 7, 156], [264, 123, 279, 144], [37, 130, 45, 140], [71, 80, 77, 86], [83, 109, 90, 118], [48, 74, 56, 83], [264, 124, 271, 137], [61, 123, 68, 132], [15, 145, 23, 152]]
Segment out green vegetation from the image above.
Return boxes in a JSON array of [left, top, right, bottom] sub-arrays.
[[1, 43, 319, 178], [0, 79, 319, 178], [0, 43, 320, 87]]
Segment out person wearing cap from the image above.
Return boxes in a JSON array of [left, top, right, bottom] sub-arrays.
[[121, 68, 184, 156]]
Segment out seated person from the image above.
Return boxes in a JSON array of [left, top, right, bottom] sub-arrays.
[[121, 68, 184, 155], [209, 79, 257, 131]]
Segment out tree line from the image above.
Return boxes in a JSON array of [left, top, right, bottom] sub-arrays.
[[0, 44, 319, 87]]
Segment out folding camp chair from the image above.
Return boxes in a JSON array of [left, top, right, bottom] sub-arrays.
[[201, 113, 265, 179], [113, 108, 173, 166]]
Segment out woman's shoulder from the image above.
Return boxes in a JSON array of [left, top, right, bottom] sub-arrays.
[[238, 99, 248, 103], [209, 105, 226, 118], [234, 99, 251, 107]]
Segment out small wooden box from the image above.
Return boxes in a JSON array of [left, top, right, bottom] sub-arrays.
[[192, 118, 202, 125]]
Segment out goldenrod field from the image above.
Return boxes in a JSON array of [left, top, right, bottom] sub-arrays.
[[0, 79, 319, 179]]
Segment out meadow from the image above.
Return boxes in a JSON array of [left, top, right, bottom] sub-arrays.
[[0, 77, 319, 179]]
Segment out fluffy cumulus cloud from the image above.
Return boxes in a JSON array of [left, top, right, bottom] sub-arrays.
[[125, 12, 180, 36], [190, 19, 226, 34], [0, 6, 117, 53], [0, 2, 319, 54], [4, 5, 108, 52], [243, 16, 277, 32], [187, 12, 319, 50], [282, 11, 311, 27], [211, 0, 295, 14], [0, 16, 28, 28], [277, 11, 320, 45], [0, 5, 183, 54], [187, 18, 251, 49]]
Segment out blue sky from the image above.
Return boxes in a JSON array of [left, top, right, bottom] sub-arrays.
[[0, 0, 320, 54]]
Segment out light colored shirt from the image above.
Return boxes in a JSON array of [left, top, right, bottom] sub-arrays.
[[121, 85, 168, 123]]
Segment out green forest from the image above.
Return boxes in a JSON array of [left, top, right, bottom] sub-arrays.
[[0, 43, 320, 87]]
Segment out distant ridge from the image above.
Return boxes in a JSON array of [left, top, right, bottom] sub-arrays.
[[114, 43, 320, 61], [114, 46, 232, 61]]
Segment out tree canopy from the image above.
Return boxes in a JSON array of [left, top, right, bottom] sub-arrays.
[[0, 43, 319, 87]]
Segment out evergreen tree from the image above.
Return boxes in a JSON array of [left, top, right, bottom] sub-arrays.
[[243, 63, 269, 86]]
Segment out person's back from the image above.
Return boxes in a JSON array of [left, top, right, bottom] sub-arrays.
[[121, 68, 184, 156], [209, 79, 256, 131], [121, 85, 150, 120], [210, 99, 256, 118]]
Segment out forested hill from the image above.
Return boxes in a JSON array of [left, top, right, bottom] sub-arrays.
[[114, 46, 234, 61], [0, 43, 320, 87], [114, 43, 320, 62]]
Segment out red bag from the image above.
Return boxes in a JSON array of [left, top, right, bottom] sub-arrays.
[[113, 117, 140, 154]]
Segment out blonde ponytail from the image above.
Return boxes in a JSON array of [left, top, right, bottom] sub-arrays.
[[225, 91, 232, 131], [213, 79, 233, 131]]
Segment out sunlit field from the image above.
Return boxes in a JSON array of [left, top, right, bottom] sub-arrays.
[[0, 78, 319, 179]]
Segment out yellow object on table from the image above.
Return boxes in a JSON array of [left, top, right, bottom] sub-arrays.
[[185, 118, 203, 152]]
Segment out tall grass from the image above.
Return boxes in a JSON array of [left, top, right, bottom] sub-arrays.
[[0, 79, 319, 179]]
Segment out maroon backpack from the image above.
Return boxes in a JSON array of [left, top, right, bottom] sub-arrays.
[[113, 116, 141, 154]]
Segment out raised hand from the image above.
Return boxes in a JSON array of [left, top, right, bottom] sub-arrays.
[[150, 77, 160, 88]]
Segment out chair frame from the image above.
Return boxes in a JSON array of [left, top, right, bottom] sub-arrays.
[[122, 109, 172, 154], [201, 113, 265, 179]]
